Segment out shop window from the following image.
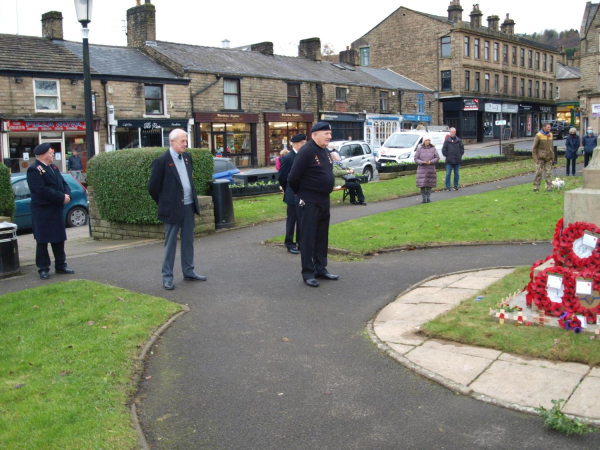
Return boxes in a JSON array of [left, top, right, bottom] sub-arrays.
[[416, 94, 425, 113], [441, 36, 451, 58], [144, 84, 164, 115], [336, 87, 347, 102], [503, 76, 508, 94], [464, 71, 470, 91], [474, 72, 480, 92], [503, 44, 508, 64], [464, 36, 470, 57], [484, 41, 490, 60], [474, 38, 480, 59], [360, 47, 370, 66], [528, 50, 533, 68], [34, 79, 60, 112], [550, 55, 554, 72], [379, 91, 389, 111], [512, 46, 517, 65], [441, 70, 452, 91], [484, 73, 489, 93], [224, 79, 241, 110], [520, 48, 525, 66], [287, 83, 301, 110], [512, 77, 517, 95], [494, 43, 499, 62]]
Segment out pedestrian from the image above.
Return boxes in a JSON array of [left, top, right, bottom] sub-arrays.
[[330, 151, 366, 205], [564, 127, 580, 176], [278, 133, 306, 254], [148, 128, 205, 290], [581, 126, 597, 168], [288, 122, 338, 287], [26, 143, 75, 280], [67, 148, 83, 181], [532, 122, 554, 192], [414, 135, 440, 203], [275, 149, 289, 171], [441, 127, 464, 191]]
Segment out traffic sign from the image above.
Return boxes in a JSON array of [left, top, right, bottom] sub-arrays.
[[495, 120, 507, 126]]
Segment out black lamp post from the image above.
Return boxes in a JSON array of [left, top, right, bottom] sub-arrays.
[[74, 0, 95, 161]]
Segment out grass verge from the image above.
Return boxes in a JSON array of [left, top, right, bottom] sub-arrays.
[[421, 267, 600, 366], [0, 280, 181, 448]]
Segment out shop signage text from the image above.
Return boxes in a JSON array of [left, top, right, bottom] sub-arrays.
[[6, 120, 86, 132], [592, 104, 600, 118], [485, 103, 501, 113], [320, 113, 365, 122], [502, 104, 519, 113], [117, 119, 186, 128], [402, 114, 431, 122], [194, 112, 259, 123], [463, 99, 479, 111]]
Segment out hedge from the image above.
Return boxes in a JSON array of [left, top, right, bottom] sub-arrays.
[[86, 147, 213, 224], [0, 164, 15, 220]]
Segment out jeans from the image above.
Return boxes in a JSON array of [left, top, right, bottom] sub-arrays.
[[70, 170, 81, 181], [445, 163, 460, 189], [566, 159, 576, 176]]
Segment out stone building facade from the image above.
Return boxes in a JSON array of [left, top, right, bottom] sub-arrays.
[[578, 2, 600, 134], [556, 64, 581, 128]]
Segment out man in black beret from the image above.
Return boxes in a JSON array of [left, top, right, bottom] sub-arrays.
[[288, 122, 339, 287], [26, 143, 74, 279], [278, 133, 306, 254]]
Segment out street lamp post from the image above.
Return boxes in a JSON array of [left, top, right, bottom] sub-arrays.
[[74, 0, 95, 161]]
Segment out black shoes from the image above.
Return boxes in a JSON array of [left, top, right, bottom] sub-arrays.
[[163, 280, 174, 290], [39, 270, 49, 280], [184, 273, 207, 281], [56, 267, 74, 274], [287, 247, 300, 254], [351, 201, 367, 206], [316, 272, 340, 280], [304, 278, 319, 287]]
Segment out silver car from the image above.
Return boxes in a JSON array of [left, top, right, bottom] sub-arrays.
[[328, 140, 376, 180]]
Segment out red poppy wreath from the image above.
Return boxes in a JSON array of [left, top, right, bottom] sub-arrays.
[[553, 221, 600, 271]]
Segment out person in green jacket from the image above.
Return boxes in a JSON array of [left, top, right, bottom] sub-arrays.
[[330, 151, 366, 205], [532, 122, 554, 192]]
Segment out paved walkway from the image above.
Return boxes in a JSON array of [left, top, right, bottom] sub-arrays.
[[372, 268, 600, 421]]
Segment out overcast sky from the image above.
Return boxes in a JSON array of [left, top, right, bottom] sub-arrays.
[[0, 0, 586, 56]]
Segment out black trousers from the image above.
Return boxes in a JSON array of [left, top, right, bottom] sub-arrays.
[[284, 203, 298, 249], [344, 181, 365, 202], [297, 199, 330, 280], [36, 241, 66, 273]]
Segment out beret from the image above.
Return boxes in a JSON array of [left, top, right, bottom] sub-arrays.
[[290, 134, 306, 143], [34, 143, 52, 155], [310, 122, 332, 133]]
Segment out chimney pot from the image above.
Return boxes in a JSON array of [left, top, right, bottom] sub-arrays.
[[127, 2, 156, 48], [447, 0, 463, 22]]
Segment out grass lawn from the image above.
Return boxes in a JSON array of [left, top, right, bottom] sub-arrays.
[[421, 267, 600, 366], [235, 159, 546, 228], [0, 280, 181, 448]]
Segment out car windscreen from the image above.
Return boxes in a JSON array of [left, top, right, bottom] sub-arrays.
[[383, 134, 420, 149]]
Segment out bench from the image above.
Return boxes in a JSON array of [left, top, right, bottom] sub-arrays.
[[333, 186, 349, 202]]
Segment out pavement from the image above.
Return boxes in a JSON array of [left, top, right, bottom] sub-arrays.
[[3, 170, 600, 448]]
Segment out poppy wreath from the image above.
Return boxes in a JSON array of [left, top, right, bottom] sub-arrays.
[[526, 254, 555, 307], [553, 220, 600, 271], [561, 269, 600, 324], [526, 266, 575, 316], [558, 311, 584, 333]]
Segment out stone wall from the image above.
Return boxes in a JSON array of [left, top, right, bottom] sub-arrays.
[[87, 187, 215, 240]]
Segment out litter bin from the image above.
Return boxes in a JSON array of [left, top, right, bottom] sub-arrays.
[[0, 223, 20, 277], [210, 179, 235, 229]]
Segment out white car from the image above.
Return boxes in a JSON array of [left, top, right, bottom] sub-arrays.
[[328, 140, 376, 180], [377, 131, 449, 164]]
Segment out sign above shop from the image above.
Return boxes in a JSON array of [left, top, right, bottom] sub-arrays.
[[540, 106, 552, 113], [367, 115, 403, 121], [463, 99, 479, 111], [502, 104, 519, 113], [495, 120, 507, 126], [403, 114, 431, 122], [592, 104, 600, 118], [485, 103, 501, 113], [320, 113, 365, 122], [264, 112, 314, 122], [5, 120, 86, 132], [117, 119, 187, 129], [194, 112, 259, 123]]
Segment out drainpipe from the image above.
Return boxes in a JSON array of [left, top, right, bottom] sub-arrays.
[[316, 83, 323, 119], [101, 80, 109, 144]]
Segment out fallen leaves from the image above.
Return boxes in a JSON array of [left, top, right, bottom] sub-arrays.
[[59, 370, 72, 376], [87, 321, 95, 326], [282, 337, 290, 342]]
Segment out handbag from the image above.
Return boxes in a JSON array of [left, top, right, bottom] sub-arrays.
[[342, 174, 358, 182], [577, 148, 584, 156]]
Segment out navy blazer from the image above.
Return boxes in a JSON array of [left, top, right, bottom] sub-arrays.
[[148, 150, 200, 224], [278, 149, 297, 206]]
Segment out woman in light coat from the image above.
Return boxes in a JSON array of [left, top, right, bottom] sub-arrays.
[[414, 135, 440, 203], [564, 127, 580, 176]]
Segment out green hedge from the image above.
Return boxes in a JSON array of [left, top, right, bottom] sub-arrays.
[[0, 164, 15, 220], [87, 147, 213, 224]]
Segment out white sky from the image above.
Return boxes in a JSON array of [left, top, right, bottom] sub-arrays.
[[0, 0, 586, 56]]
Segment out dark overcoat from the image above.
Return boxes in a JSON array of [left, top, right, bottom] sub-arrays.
[[278, 149, 297, 206], [414, 145, 440, 188], [26, 159, 70, 243]]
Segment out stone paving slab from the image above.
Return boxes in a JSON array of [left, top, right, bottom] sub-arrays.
[[396, 286, 443, 302], [387, 343, 415, 355], [373, 321, 425, 346], [448, 275, 501, 290], [589, 367, 600, 378], [498, 353, 589, 376], [563, 376, 600, 419], [422, 339, 502, 360], [470, 268, 515, 278], [418, 288, 480, 305], [420, 273, 468, 287]]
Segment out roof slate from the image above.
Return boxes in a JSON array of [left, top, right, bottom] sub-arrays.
[[556, 63, 581, 80], [356, 67, 432, 92]]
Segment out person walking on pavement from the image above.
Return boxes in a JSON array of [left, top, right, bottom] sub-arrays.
[[414, 135, 440, 203], [564, 128, 580, 176], [441, 127, 464, 191], [278, 133, 306, 254], [288, 122, 338, 288], [330, 151, 366, 205], [67, 148, 83, 181], [148, 128, 205, 290], [532, 122, 554, 192], [581, 127, 597, 168], [26, 143, 75, 280]]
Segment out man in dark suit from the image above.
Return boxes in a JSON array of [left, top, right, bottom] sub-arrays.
[[148, 128, 205, 290], [278, 133, 306, 254], [26, 143, 75, 279]]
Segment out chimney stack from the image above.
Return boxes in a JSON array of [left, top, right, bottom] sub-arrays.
[[487, 15, 500, 32], [299, 38, 322, 62], [501, 13, 515, 35], [41, 11, 63, 40], [126, 1, 156, 48], [339, 48, 359, 66], [251, 42, 274, 56], [469, 4, 483, 28], [447, 0, 463, 22]]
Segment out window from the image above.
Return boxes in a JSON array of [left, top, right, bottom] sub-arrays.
[[464, 36, 470, 57], [287, 83, 301, 110], [528, 80, 532, 97], [441, 70, 452, 91], [503, 75, 508, 94], [550, 82, 554, 99], [484, 41, 490, 59], [535, 80, 540, 98], [474, 38, 480, 58], [223, 79, 241, 109], [464, 70, 470, 91], [360, 47, 370, 66], [543, 54, 547, 71], [542, 82, 547, 99], [441, 36, 451, 57], [380, 91, 389, 111], [512, 46, 517, 65], [550, 55, 554, 72], [484, 73, 490, 93], [528, 50, 533, 68], [494, 74, 499, 93], [520, 48, 525, 66], [520, 78, 525, 96], [494, 43, 499, 62], [144, 84, 164, 115], [416, 94, 425, 113], [336, 87, 347, 102], [512, 77, 516, 95], [34, 79, 60, 112], [475, 72, 480, 92], [535, 52, 540, 69], [503, 44, 508, 64]]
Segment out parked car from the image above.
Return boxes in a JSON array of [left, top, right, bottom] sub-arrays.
[[11, 173, 89, 230], [212, 157, 240, 183], [550, 120, 570, 140], [376, 131, 450, 166], [327, 140, 376, 180]]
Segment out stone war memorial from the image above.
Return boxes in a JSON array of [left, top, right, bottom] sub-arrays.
[[492, 142, 600, 333]]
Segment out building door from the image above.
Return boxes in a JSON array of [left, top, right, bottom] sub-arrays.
[[40, 140, 65, 172], [213, 132, 227, 157]]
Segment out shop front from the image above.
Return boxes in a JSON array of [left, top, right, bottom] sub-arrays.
[[442, 99, 480, 142], [483, 103, 519, 139], [320, 112, 365, 141], [114, 119, 190, 150], [365, 114, 402, 152], [264, 112, 313, 166], [401, 114, 432, 130], [556, 102, 580, 128], [194, 112, 258, 168], [1, 119, 99, 174], [517, 103, 555, 138]]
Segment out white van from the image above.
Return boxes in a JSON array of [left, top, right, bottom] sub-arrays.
[[377, 131, 449, 164]]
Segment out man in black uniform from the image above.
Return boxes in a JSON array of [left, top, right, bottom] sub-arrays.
[[288, 122, 338, 287], [26, 143, 75, 280], [278, 133, 306, 254]]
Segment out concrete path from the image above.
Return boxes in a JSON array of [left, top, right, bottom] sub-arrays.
[[372, 268, 600, 421]]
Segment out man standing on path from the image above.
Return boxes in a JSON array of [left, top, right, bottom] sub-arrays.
[[441, 127, 464, 191], [288, 122, 338, 287], [581, 127, 597, 168], [67, 149, 83, 181], [26, 143, 75, 280], [532, 122, 554, 192], [148, 129, 205, 290], [278, 133, 306, 254]]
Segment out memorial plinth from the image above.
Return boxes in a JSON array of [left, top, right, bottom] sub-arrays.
[[565, 147, 600, 226]]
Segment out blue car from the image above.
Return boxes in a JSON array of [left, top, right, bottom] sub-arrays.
[[213, 157, 240, 184], [11, 173, 89, 230]]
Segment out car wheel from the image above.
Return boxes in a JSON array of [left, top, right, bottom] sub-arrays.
[[363, 166, 374, 181], [66, 206, 88, 227]]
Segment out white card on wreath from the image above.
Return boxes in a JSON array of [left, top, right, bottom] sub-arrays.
[[577, 315, 588, 328], [582, 232, 599, 249], [576, 279, 593, 295], [547, 287, 564, 303], [547, 274, 563, 290]]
